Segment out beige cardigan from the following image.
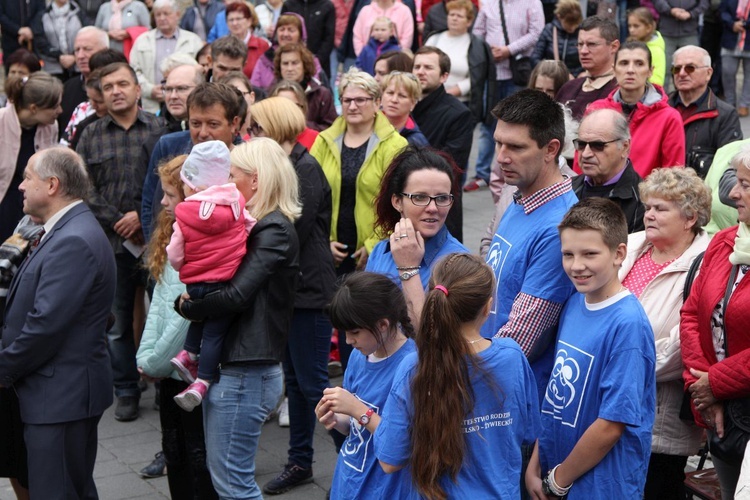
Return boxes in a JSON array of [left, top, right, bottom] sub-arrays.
[[0, 105, 59, 203], [620, 230, 711, 456]]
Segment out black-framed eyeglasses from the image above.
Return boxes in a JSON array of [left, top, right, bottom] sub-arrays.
[[340, 96, 374, 107], [248, 123, 263, 136], [572, 138, 619, 152], [400, 192, 454, 207], [671, 64, 709, 75]]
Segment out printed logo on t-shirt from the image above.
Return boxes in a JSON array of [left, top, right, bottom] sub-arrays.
[[342, 397, 380, 473], [486, 233, 512, 314], [542, 340, 594, 428]]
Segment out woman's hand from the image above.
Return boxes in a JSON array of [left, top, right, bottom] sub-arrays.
[[137, 367, 160, 383], [330, 241, 349, 265], [390, 218, 425, 269], [526, 443, 552, 500], [735, 20, 747, 33], [59, 54, 76, 69], [315, 398, 339, 430], [352, 246, 368, 270], [108, 28, 129, 41], [700, 402, 725, 437], [688, 368, 718, 410]]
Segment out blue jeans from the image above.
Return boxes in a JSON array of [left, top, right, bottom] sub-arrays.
[[284, 309, 331, 469], [204, 364, 283, 500], [184, 282, 234, 382], [109, 252, 147, 398], [474, 79, 520, 183]]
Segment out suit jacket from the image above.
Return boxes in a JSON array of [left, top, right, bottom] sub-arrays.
[[0, 202, 116, 424]]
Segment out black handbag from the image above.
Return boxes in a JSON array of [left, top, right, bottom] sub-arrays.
[[706, 265, 750, 465], [497, 0, 532, 87]]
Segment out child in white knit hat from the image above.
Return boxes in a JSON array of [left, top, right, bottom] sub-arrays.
[[167, 140, 256, 412]]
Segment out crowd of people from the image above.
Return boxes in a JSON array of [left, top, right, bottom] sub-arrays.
[[2, 0, 750, 498]]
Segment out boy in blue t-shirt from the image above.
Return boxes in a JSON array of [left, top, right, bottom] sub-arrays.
[[526, 198, 656, 499]]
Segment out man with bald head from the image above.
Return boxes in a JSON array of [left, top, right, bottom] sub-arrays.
[[572, 108, 645, 233], [668, 45, 742, 179], [58, 27, 110, 137]]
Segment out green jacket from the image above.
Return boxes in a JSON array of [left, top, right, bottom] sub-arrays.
[[647, 31, 666, 87], [704, 138, 744, 235], [311, 113, 407, 253]]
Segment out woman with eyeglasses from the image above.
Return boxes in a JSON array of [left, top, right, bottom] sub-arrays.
[[368, 146, 468, 326], [379, 72, 429, 147], [587, 40, 685, 179], [225, 2, 269, 79]]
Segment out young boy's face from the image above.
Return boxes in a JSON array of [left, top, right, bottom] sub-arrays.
[[371, 21, 392, 43], [560, 228, 626, 303]]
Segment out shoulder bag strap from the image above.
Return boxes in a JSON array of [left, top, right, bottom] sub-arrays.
[[553, 26, 559, 61], [497, 0, 510, 47], [682, 251, 705, 303]]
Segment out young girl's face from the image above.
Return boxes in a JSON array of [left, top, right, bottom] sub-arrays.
[[533, 75, 557, 98], [344, 320, 389, 356], [160, 181, 181, 218], [628, 16, 652, 42], [371, 21, 392, 43]]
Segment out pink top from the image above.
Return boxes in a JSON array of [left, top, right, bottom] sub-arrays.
[[622, 248, 675, 298], [352, 1, 414, 55], [167, 183, 256, 284]]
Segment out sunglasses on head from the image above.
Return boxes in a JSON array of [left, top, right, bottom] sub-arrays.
[[671, 64, 708, 75], [572, 138, 619, 152]]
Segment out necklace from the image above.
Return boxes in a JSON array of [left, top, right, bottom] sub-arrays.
[[466, 338, 486, 345]]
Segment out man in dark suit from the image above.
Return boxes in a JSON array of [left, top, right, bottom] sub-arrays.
[[0, 147, 116, 498]]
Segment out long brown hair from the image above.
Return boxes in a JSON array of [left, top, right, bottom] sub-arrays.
[[146, 155, 187, 282], [410, 253, 496, 500]]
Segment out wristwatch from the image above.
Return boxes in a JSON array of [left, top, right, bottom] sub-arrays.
[[399, 269, 420, 281], [358, 408, 374, 426]]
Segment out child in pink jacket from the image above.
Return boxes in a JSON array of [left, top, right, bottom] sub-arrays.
[[167, 140, 256, 412]]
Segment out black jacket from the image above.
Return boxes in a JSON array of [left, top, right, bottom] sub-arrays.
[[290, 143, 336, 309], [531, 19, 582, 76], [179, 210, 300, 365], [0, 0, 48, 64], [572, 161, 645, 234], [282, 0, 336, 76], [668, 88, 743, 179], [468, 32, 495, 125]]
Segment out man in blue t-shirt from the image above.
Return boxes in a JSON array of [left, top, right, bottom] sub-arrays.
[[527, 198, 656, 499], [480, 89, 578, 403]]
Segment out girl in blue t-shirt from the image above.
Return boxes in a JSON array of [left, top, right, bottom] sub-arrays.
[[374, 253, 540, 498], [315, 272, 416, 499]]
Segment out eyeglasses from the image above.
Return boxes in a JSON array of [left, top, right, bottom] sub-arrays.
[[248, 122, 263, 137], [226, 16, 248, 23], [572, 138, 619, 152], [161, 85, 195, 96], [341, 96, 374, 107], [671, 64, 709, 75], [400, 192, 454, 207]]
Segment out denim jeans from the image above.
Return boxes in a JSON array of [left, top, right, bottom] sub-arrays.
[[204, 363, 283, 500], [184, 282, 234, 382], [284, 309, 331, 469], [474, 79, 520, 183], [109, 252, 147, 398]]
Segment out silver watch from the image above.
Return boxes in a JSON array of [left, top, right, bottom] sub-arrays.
[[399, 269, 419, 281]]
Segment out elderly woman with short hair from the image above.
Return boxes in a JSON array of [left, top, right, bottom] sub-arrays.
[[619, 167, 712, 500], [379, 71, 429, 147]]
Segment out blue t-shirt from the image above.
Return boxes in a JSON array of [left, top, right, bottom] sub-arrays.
[[366, 225, 468, 290], [374, 338, 540, 499], [480, 190, 577, 402], [329, 338, 417, 499], [538, 292, 656, 499]]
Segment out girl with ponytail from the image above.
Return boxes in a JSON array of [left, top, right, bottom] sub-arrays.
[[374, 253, 540, 499], [316, 271, 416, 499]]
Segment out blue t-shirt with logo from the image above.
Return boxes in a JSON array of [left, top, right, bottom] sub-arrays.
[[329, 338, 417, 500], [538, 292, 656, 499], [374, 338, 540, 499]]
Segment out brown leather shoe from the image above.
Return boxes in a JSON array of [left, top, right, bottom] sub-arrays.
[[739, 107, 749, 117]]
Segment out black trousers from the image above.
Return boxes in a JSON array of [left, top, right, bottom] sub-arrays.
[[25, 414, 101, 499], [644, 452, 688, 500]]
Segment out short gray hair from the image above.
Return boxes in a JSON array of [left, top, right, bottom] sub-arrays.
[[77, 26, 110, 49], [34, 147, 91, 200], [152, 0, 180, 13], [673, 45, 711, 67], [339, 67, 381, 100]]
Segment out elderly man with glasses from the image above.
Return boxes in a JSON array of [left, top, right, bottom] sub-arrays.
[[668, 45, 743, 179], [572, 108, 645, 234]]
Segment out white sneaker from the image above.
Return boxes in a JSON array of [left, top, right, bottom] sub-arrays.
[[278, 397, 290, 427]]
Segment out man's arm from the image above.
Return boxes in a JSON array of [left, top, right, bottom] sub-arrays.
[[719, 168, 738, 208], [495, 292, 564, 360]]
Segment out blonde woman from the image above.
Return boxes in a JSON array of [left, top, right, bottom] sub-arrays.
[[380, 71, 429, 146], [176, 138, 301, 499]]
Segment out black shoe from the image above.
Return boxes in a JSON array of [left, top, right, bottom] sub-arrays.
[[263, 463, 313, 495], [114, 396, 140, 421], [139, 451, 167, 478]]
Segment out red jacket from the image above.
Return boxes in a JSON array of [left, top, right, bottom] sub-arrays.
[[587, 84, 686, 178], [243, 36, 270, 80], [681, 226, 750, 426]]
